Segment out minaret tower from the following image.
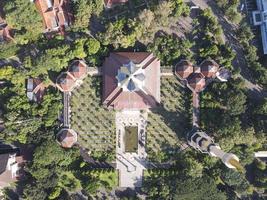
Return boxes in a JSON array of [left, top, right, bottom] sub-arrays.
[[188, 130, 243, 171]]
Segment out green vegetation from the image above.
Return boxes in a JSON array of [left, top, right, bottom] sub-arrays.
[[71, 76, 116, 160], [3, 0, 43, 44], [143, 170, 227, 199], [0, 0, 266, 199], [148, 33, 193, 66], [237, 23, 267, 86], [146, 77, 191, 162], [215, 0, 242, 24], [124, 126, 138, 152]]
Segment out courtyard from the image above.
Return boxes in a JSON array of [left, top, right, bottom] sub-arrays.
[[146, 76, 191, 162], [70, 76, 116, 158]]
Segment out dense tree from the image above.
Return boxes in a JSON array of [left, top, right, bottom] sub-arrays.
[[221, 168, 251, 195], [170, 0, 190, 17], [3, 0, 43, 43], [143, 171, 227, 200], [99, 18, 140, 48], [215, 0, 242, 24], [85, 38, 100, 55], [148, 33, 193, 66]]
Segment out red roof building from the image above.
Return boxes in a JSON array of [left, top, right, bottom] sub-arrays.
[[57, 128, 77, 148], [187, 73, 206, 93], [34, 0, 72, 35], [104, 0, 128, 8], [26, 78, 45, 103], [56, 60, 88, 92], [200, 60, 219, 78], [175, 59, 221, 93], [68, 60, 87, 80], [175, 60, 194, 79], [102, 52, 161, 110], [56, 72, 76, 92]]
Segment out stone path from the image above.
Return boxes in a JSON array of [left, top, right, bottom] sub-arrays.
[[115, 110, 148, 187]]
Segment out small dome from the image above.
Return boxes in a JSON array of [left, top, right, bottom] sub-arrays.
[[175, 60, 194, 79], [57, 129, 77, 148], [200, 60, 219, 78], [187, 73, 206, 92], [68, 60, 87, 80], [56, 72, 76, 92]]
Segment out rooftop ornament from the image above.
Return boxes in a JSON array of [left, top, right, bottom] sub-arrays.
[[188, 130, 243, 171], [116, 61, 146, 93]]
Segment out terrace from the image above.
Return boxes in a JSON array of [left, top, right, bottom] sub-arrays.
[[70, 76, 116, 157], [146, 76, 191, 162]]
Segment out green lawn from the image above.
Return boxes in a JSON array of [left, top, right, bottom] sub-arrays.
[[146, 76, 191, 162], [124, 126, 138, 153], [70, 76, 115, 156]]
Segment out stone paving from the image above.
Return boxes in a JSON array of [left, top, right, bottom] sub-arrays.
[[115, 110, 148, 187]]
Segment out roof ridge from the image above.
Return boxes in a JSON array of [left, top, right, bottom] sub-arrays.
[[142, 56, 157, 69]]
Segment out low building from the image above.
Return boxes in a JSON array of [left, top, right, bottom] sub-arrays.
[[104, 0, 128, 8], [253, 0, 267, 54], [187, 73, 206, 93], [33, 0, 72, 35], [199, 59, 219, 78], [26, 78, 45, 103], [56, 128, 77, 148], [175, 60, 194, 80], [0, 144, 23, 189], [56, 60, 88, 92], [102, 52, 161, 110], [175, 59, 222, 93]]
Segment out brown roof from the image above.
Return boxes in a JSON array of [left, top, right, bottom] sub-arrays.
[[68, 60, 87, 79], [27, 78, 45, 103], [56, 72, 76, 92], [34, 0, 72, 34], [102, 52, 161, 110], [104, 0, 128, 8], [175, 60, 194, 79], [200, 59, 219, 78], [57, 129, 77, 148], [187, 73, 206, 92]]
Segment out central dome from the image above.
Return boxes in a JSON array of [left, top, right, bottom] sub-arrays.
[[116, 61, 146, 92]]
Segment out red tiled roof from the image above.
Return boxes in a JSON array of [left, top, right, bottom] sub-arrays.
[[104, 0, 128, 8], [57, 129, 77, 148], [187, 73, 206, 93], [34, 0, 72, 34], [102, 52, 161, 110], [175, 60, 194, 79], [27, 78, 45, 103], [200, 59, 219, 78], [68, 60, 87, 79], [56, 72, 76, 92]]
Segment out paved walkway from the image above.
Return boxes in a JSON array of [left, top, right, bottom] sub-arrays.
[[192, 92, 200, 128], [63, 92, 70, 128], [115, 110, 148, 187]]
